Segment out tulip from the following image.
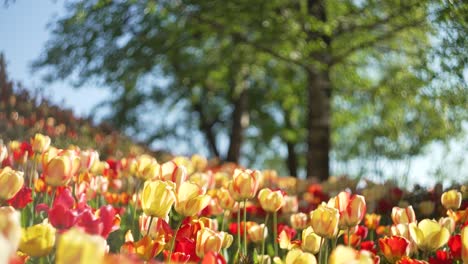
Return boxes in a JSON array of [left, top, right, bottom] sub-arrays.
[[409, 219, 450, 252], [379, 236, 409, 263], [329, 245, 374, 264], [258, 188, 285, 212], [328, 191, 366, 229], [228, 168, 261, 201], [438, 217, 455, 234], [195, 227, 223, 258], [290, 213, 308, 230], [0, 206, 21, 258], [364, 213, 381, 230], [131, 154, 160, 180], [248, 223, 267, 243], [19, 222, 56, 257], [0, 141, 7, 163], [462, 226, 468, 263], [56, 228, 107, 264], [418, 200, 435, 216], [141, 180, 176, 218], [396, 256, 427, 264], [441, 189, 462, 210], [139, 214, 172, 241], [301, 227, 321, 254], [217, 187, 237, 211], [391, 223, 418, 254], [175, 181, 211, 217], [391, 206, 416, 225], [0, 167, 24, 200], [161, 161, 188, 189], [30, 133, 51, 153], [285, 249, 317, 264], [220, 231, 233, 249], [79, 149, 100, 171], [283, 195, 299, 214], [310, 204, 340, 238], [43, 149, 81, 187]]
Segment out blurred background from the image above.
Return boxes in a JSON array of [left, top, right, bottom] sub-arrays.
[[0, 0, 467, 186]]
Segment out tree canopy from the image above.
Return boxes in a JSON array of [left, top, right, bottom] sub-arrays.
[[34, 0, 467, 179]]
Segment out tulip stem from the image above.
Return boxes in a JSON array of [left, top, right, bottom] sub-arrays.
[[260, 213, 269, 263], [132, 181, 141, 235], [146, 216, 154, 236], [347, 228, 351, 247], [243, 199, 248, 255], [221, 210, 228, 231], [168, 219, 182, 264], [50, 187, 56, 207], [237, 204, 241, 257], [318, 237, 323, 264], [273, 211, 278, 257]]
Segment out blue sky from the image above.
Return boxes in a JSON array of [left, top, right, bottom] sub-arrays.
[[0, 0, 110, 117], [1, 1, 466, 186]]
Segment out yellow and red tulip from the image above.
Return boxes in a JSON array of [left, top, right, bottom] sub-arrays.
[[258, 188, 285, 213], [391, 206, 416, 225], [379, 236, 409, 263], [228, 168, 261, 201]]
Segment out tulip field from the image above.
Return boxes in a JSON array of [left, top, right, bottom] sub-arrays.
[[0, 133, 467, 264]]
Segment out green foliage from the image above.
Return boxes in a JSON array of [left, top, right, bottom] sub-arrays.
[[33, 0, 467, 176]]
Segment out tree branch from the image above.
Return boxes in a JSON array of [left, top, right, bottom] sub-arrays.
[[331, 18, 427, 65]]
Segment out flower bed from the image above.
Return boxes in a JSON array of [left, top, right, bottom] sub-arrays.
[[1, 133, 467, 264]]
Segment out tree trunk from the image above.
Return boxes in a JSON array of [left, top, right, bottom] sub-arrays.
[[286, 141, 298, 177], [226, 89, 248, 163], [194, 102, 220, 158], [305, 0, 332, 181], [306, 69, 331, 181]]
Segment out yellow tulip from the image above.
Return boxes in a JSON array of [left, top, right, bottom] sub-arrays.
[[131, 154, 160, 180], [301, 227, 321, 254], [220, 231, 233, 249], [175, 181, 211, 217], [285, 249, 317, 264], [258, 188, 285, 212], [228, 168, 261, 201], [0, 167, 24, 200], [217, 187, 237, 211], [44, 149, 81, 187], [461, 225, 468, 263], [329, 245, 374, 264], [441, 189, 462, 210], [56, 228, 107, 264], [19, 223, 56, 257], [409, 219, 450, 252], [310, 204, 340, 238], [30, 133, 51, 153], [0, 206, 21, 258], [141, 180, 176, 218], [195, 227, 223, 258]]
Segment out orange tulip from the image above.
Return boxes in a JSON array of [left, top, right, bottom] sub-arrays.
[[441, 189, 462, 210], [195, 227, 223, 258], [328, 191, 366, 229], [228, 168, 261, 201], [43, 149, 80, 187], [379, 236, 409, 263], [175, 181, 211, 217], [258, 188, 285, 212], [310, 204, 340, 238], [391, 206, 416, 225], [0, 167, 24, 200], [364, 213, 381, 230]]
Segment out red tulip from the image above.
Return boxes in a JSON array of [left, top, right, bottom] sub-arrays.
[[379, 236, 409, 263], [7, 185, 32, 209]]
